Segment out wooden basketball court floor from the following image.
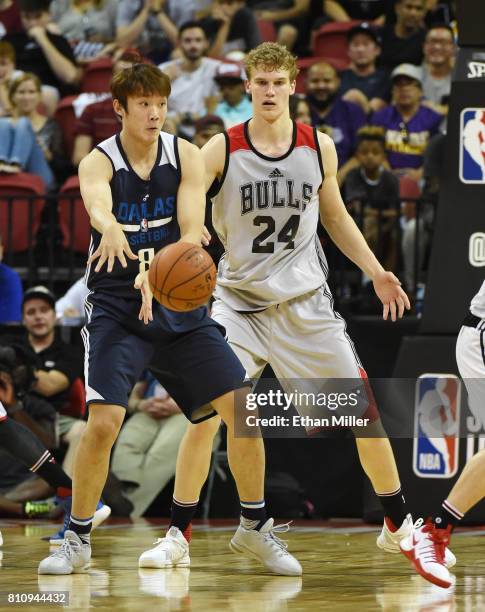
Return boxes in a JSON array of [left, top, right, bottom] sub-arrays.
[[0, 518, 483, 611]]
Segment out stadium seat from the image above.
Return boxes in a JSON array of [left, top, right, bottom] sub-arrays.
[[296, 56, 351, 93], [60, 377, 86, 418], [399, 175, 421, 200], [81, 57, 113, 93], [58, 175, 91, 254], [257, 19, 277, 42], [311, 20, 362, 64], [0, 173, 45, 252], [55, 96, 78, 160]]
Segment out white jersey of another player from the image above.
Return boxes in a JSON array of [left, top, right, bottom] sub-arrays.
[[211, 121, 327, 311], [470, 279, 485, 319]]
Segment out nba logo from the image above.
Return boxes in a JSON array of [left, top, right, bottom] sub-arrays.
[[460, 108, 485, 183], [413, 374, 461, 478], [140, 218, 148, 232]]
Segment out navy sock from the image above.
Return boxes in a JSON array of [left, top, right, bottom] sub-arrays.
[[169, 497, 198, 542], [68, 515, 92, 545], [240, 500, 266, 531], [377, 486, 407, 530]]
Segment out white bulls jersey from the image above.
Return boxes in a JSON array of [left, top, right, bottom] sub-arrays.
[[470, 280, 485, 318], [211, 121, 327, 311]]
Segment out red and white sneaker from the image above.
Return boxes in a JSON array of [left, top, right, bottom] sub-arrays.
[[400, 519, 453, 589]]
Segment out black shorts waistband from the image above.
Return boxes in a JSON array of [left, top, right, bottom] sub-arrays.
[[463, 311, 482, 328]]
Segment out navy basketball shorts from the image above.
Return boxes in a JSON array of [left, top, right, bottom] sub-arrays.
[[82, 292, 248, 423]]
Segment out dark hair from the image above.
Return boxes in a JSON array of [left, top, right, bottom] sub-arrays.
[[289, 94, 308, 120], [19, 0, 51, 12], [179, 21, 207, 38], [426, 23, 455, 39], [356, 126, 386, 147], [110, 63, 171, 111]]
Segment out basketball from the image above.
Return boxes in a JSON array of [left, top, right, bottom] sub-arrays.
[[148, 242, 217, 311]]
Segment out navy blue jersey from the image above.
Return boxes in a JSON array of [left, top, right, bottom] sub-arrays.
[[85, 132, 181, 299]]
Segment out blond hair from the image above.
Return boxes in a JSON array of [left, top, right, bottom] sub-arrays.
[[245, 42, 299, 82]]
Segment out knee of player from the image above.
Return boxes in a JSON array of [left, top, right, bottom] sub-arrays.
[[187, 416, 221, 444], [87, 405, 125, 444]]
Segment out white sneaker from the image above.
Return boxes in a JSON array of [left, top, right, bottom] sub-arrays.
[[138, 527, 190, 568], [400, 519, 454, 589], [38, 530, 91, 575], [376, 513, 413, 553], [229, 519, 302, 576]]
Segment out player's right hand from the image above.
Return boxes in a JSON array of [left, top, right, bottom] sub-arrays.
[[88, 223, 138, 273], [202, 225, 211, 246], [134, 271, 153, 325]]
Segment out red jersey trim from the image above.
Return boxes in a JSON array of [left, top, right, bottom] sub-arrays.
[[296, 122, 318, 150], [228, 121, 318, 154], [228, 123, 250, 153]]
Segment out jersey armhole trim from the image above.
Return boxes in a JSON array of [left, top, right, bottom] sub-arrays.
[[173, 136, 181, 177], [207, 132, 230, 198], [95, 145, 115, 175], [313, 128, 325, 190]]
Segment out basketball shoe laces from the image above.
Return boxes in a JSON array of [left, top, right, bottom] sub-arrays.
[[413, 518, 450, 565], [151, 532, 186, 561], [262, 522, 292, 557], [51, 535, 83, 563]]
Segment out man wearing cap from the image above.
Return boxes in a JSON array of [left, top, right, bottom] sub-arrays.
[[20, 286, 84, 474], [214, 63, 252, 129], [370, 63, 443, 180], [339, 23, 390, 115]]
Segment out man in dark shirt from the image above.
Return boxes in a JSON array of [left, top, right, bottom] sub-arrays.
[[21, 285, 85, 475], [339, 23, 390, 114], [379, 0, 427, 70], [4, 0, 80, 96], [305, 61, 366, 181]]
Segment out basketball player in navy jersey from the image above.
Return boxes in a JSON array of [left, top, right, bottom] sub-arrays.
[[139, 43, 456, 569], [38, 64, 301, 576]]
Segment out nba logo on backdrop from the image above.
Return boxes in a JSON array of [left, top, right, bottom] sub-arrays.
[[460, 108, 485, 183], [413, 375, 461, 478]]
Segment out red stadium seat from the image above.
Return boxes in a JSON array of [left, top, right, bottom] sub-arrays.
[[399, 175, 421, 200], [0, 173, 45, 252], [311, 20, 362, 64], [58, 175, 91, 254], [81, 57, 113, 93], [295, 56, 351, 93], [55, 96, 77, 159], [257, 19, 277, 42], [60, 377, 86, 418]]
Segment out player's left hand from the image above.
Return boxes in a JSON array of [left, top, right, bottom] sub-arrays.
[[134, 271, 153, 324], [372, 270, 410, 322], [202, 226, 211, 246]]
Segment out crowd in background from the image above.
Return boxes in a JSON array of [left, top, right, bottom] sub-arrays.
[[0, 0, 458, 519]]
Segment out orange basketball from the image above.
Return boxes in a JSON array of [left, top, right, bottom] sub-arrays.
[[148, 242, 217, 312]]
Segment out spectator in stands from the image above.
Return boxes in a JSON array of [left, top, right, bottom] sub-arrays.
[[159, 21, 221, 138], [0, 73, 64, 190], [421, 23, 455, 115], [71, 49, 140, 167], [0, 231, 22, 324], [323, 0, 387, 22], [49, 0, 119, 63], [343, 127, 400, 271], [116, 0, 178, 65], [380, 0, 427, 70], [289, 94, 311, 125], [339, 23, 390, 114], [370, 63, 443, 180], [214, 63, 251, 128], [247, 0, 310, 53], [0, 40, 20, 115], [111, 372, 188, 517], [305, 61, 366, 177], [0, 0, 22, 37], [4, 0, 80, 101], [201, 0, 261, 59], [21, 286, 85, 475], [193, 113, 224, 148]]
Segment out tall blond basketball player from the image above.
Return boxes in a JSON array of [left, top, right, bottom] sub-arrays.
[[138, 43, 455, 570], [401, 279, 485, 589]]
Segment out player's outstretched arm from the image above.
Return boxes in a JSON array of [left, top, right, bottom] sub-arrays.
[[317, 132, 410, 321], [79, 150, 138, 272], [176, 139, 206, 245]]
